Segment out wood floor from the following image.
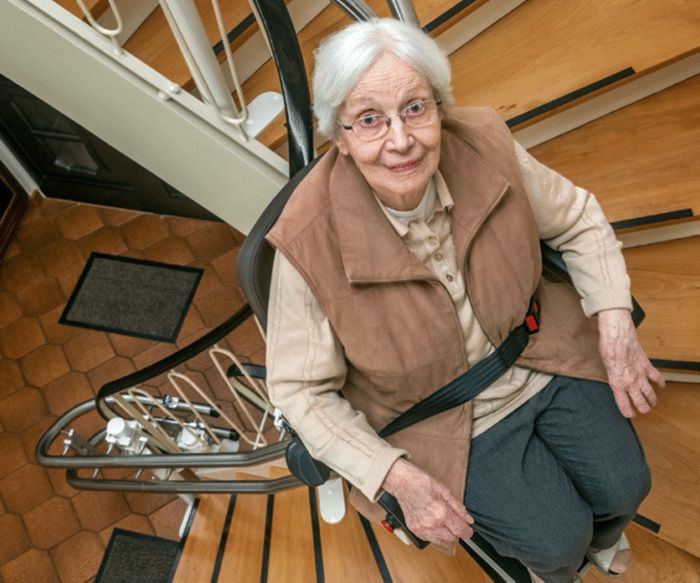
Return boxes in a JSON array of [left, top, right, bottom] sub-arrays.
[[529, 74, 700, 227], [449, 0, 700, 123], [171, 486, 700, 582]]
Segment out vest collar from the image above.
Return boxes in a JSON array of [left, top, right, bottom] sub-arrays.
[[328, 127, 510, 284]]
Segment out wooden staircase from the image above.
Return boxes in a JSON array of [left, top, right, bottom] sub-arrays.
[[530, 73, 700, 241], [170, 485, 700, 582], [171, 484, 493, 582], [44, 0, 700, 579]]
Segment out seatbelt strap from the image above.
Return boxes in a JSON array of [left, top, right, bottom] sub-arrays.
[[378, 297, 539, 439]]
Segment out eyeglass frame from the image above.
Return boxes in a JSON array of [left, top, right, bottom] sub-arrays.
[[337, 99, 442, 140]]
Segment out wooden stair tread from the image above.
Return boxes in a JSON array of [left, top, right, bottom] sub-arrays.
[[172, 494, 231, 583], [217, 494, 269, 582], [449, 0, 700, 125], [623, 236, 700, 363], [529, 73, 700, 226], [425, 0, 489, 36], [632, 381, 700, 560], [267, 486, 317, 582], [53, 0, 106, 19], [583, 521, 700, 582], [123, 0, 252, 89], [317, 488, 385, 582]]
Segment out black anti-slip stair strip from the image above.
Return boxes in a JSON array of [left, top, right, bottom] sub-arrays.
[[260, 495, 275, 583], [308, 487, 325, 583], [506, 67, 636, 128], [650, 359, 700, 372], [423, 0, 477, 33], [633, 513, 661, 534], [213, 14, 256, 56], [358, 513, 393, 583], [211, 495, 237, 583], [611, 208, 694, 231]]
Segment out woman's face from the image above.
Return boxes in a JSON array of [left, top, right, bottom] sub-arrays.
[[334, 52, 442, 211]]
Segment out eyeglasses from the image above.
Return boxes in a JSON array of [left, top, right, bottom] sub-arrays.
[[338, 99, 441, 141]]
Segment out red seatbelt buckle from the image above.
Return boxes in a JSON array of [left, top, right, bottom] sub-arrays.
[[524, 299, 540, 334], [381, 519, 394, 533]]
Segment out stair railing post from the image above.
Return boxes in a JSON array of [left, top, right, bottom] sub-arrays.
[[386, 0, 419, 26], [159, 0, 248, 138], [328, 0, 377, 21], [74, 0, 125, 55]]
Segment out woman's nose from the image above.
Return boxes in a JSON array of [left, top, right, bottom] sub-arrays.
[[385, 117, 412, 150]]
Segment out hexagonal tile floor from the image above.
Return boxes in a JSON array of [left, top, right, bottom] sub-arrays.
[[0, 193, 265, 583]]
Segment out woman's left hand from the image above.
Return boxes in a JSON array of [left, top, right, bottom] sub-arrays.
[[597, 308, 665, 418]]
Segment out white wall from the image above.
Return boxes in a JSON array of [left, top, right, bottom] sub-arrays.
[[0, 0, 289, 234]]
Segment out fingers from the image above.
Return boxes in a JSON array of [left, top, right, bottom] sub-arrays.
[[443, 489, 474, 524], [646, 362, 666, 388], [391, 467, 476, 545], [628, 383, 654, 414], [639, 378, 658, 407], [445, 506, 474, 540], [401, 484, 474, 544], [611, 385, 635, 418], [611, 372, 660, 417], [438, 488, 474, 540]]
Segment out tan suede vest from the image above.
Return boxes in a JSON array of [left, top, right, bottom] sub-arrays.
[[267, 107, 608, 544]]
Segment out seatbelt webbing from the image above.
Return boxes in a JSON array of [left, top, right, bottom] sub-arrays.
[[378, 322, 531, 439]]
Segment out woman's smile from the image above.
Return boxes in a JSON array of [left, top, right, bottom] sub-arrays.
[[387, 159, 421, 173]]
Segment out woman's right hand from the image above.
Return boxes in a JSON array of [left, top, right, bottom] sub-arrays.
[[382, 458, 474, 546]]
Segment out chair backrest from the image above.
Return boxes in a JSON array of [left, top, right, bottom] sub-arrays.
[[236, 158, 320, 330]]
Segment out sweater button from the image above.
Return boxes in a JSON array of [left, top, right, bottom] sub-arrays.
[[445, 273, 454, 282], [428, 236, 439, 246], [434, 251, 444, 261]]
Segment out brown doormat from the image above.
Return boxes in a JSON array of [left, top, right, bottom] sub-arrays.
[[60, 252, 202, 342], [95, 528, 181, 583]]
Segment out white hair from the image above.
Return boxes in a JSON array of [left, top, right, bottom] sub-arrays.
[[312, 18, 454, 139]]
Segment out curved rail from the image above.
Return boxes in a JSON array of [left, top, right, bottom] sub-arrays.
[[37, 399, 289, 470], [249, 0, 314, 176], [330, 0, 377, 21], [36, 398, 303, 495], [65, 471, 301, 493]]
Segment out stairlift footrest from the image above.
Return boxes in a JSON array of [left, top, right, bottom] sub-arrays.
[[317, 478, 345, 524]]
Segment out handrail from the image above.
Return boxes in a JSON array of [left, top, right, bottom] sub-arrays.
[[37, 399, 290, 469], [330, 0, 377, 21], [66, 470, 301, 493], [248, 0, 314, 176], [386, 0, 419, 26], [36, 398, 303, 495]]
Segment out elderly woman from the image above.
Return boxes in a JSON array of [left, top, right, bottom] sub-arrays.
[[265, 18, 663, 583]]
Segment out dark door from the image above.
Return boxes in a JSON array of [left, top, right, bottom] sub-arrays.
[[0, 74, 219, 221]]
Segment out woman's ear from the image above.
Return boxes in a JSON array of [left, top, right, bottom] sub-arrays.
[[334, 133, 350, 156]]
